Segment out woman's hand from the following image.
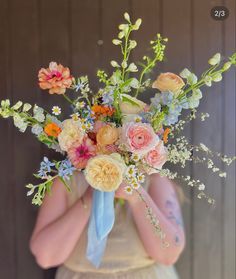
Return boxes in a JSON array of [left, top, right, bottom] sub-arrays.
[[115, 182, 141, 204]]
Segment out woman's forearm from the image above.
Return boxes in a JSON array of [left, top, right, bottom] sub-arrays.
[[30, 198, 91, 268], [129, 188, 185, 265]]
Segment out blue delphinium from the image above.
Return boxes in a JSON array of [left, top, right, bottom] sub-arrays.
[[58, 159, 76, 180], [102, 90, 114, 106], [38, 157, 55, 178]]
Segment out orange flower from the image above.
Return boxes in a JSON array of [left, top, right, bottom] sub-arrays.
[[44, 123, 62, 138], [91, 105, 115, 118], [38, 62, 73, 94], [163, 128, 171, 144]]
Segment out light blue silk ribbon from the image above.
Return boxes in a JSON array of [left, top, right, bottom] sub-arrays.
[[86, 189, 115, 268]]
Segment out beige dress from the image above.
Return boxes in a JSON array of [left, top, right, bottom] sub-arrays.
[[55, 173, 179, 279]]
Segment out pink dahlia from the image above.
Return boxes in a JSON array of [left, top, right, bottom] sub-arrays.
[[68, 137, 97, 169]]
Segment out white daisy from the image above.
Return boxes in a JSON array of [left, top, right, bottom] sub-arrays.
[[134, 116, 142, 123], [126, 165, 136, 177], [131, 182, 141, 189], [70, 113, 80, 121], [124, 186, 133, 195], [131, 153, 141, 162], [76, 101, 86, 109], [52, 106, 61, 116], [137, 173, 145, 183], [85, 122, 93, 130]]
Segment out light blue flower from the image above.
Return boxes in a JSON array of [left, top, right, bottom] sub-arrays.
[[46, 115, 62, 127], [151, 93, 162, 107], [33, 105, 45, 122], [74, 83, 82, 92], [38, 157, 55, 177], [31, 124, 43, 136], [164, 112, 179, 125], [161, 91, 174, 105], [179, 97, 189, 109], [102, 90, 114, 106], [58, 159, 76, 180]]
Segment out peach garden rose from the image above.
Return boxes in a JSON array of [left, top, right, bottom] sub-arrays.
[[96, 125, 119, 146], [152, 72, 185, 94]]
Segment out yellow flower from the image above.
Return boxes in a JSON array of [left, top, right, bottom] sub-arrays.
[[96, 125, 119, 146], [84, 153, 126, 192], [58, 119, 84, 151], [152, 72, 185, 94]]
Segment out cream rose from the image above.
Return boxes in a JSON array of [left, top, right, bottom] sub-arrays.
[[84, 153, 126, 192], [58, 119, 84, 151], [152, 72, 185, 94], [119, 94, 146, 114]]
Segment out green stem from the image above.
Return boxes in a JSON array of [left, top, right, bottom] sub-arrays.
[[62, 94, 74, 105]]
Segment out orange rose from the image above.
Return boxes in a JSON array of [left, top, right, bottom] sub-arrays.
[[38, 62, 73, 94], [96, 125, 119, 146], [152, 72, 185, 94], [44, 123, 62, 137]]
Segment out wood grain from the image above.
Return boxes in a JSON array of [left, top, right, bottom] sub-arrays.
[[0, 1, 234, 278]]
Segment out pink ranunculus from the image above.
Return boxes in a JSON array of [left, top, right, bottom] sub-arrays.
[[145, 141, 168, 171], [121, 122, 158, 155], [38, 62, 73, 94]]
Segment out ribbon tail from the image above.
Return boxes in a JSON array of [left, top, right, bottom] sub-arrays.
[[86, 190, 115, 268]]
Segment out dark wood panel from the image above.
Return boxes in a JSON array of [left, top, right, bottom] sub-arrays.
[[0, 0, 16, 278], [0, 1, 235, 278], [9, 0, 44, 278], [192, 0, 224, 278], [222, 0, 235, 278], [39, 1, 71, 277], [161, 1, 193, 278], [70, 0, 100, 90]]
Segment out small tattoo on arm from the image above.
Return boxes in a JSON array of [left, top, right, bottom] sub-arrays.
[[165, 196, 184, 228], [174, 234, 181, 246]]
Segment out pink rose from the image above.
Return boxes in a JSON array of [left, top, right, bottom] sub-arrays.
[[121, 122, 158, 155], [145, 141, 167, 172]]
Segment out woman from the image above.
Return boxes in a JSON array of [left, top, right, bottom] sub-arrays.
[[30, 171, 185, 279]]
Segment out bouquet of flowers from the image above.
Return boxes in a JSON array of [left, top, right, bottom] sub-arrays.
[[0, 13, 235, 267]]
